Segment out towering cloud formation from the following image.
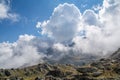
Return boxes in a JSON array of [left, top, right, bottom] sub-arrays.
[[0, 0, 120, 68], [36, 0, 120, 56]]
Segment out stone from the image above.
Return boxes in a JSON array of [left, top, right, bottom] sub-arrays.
[[92, 71, 103, 77]]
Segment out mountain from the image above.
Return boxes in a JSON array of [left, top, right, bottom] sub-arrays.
[[110, 48, 120, 60], [0, 49, 120, 80]]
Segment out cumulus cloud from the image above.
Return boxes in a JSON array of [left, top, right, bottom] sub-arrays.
[[0, 0, 18, 21], [92, 4, 102, 11], [36, 3, 81, 42], [82, 10, 101, 26], [0, 34, 47, 68], [37, 0, 120, 56], [71, 0, 120, 56]]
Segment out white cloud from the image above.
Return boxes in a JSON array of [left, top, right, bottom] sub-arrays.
[[72, 0, 120, 56], [82, 9, 100, 26], [37, 3, 81, 42], [53, 43, 69, 52], [36, 22, 41, 28], [0, 34, 47, 68], [48, 43, 70, 61], [19, 34, 35, 41], [92, 4, 102, 11], [0, 0, 18, 21], [37, 0, 120, 57]]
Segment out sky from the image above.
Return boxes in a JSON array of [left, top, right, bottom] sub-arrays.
[[0, 0, 120, 68], [0, 0, 103, 42]]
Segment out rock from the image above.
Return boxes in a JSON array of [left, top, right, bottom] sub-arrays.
[[92, 71, 103, 77], [65, 71, 72, 76], [76, 67, 97, 73], [9, 77, 17, 80], [4, 70, 11, 76], [102, 78, 120, 80], [45, 76, 61, 80], [82, 73, 89, 76], [90, 62, 104, 70], [36, 66, 42, 72], [24, 71, 31, 76], [0, 78, 8, 80], [74, 75, 94, 80], [38, 63, 52, 71], [35, 77, 42, 80], [114, 67, 120, 74], [99, 58, 105, 61], [110, 48, 120, 60], [9, 77, 24, 80], [46, 69, 65, 77]]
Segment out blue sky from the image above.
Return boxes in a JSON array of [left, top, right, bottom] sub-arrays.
[[0, 0, 103, 42]]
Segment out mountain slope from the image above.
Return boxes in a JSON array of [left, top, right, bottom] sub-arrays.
[[110, 48, 120, 60], [0, 49, 120, 80]]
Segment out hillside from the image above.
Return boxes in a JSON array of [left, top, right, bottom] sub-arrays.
[[110, 48, 120, 60], [0, 50, 120, 80]]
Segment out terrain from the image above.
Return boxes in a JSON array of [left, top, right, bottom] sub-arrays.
[[0, 49, 120, 80]]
